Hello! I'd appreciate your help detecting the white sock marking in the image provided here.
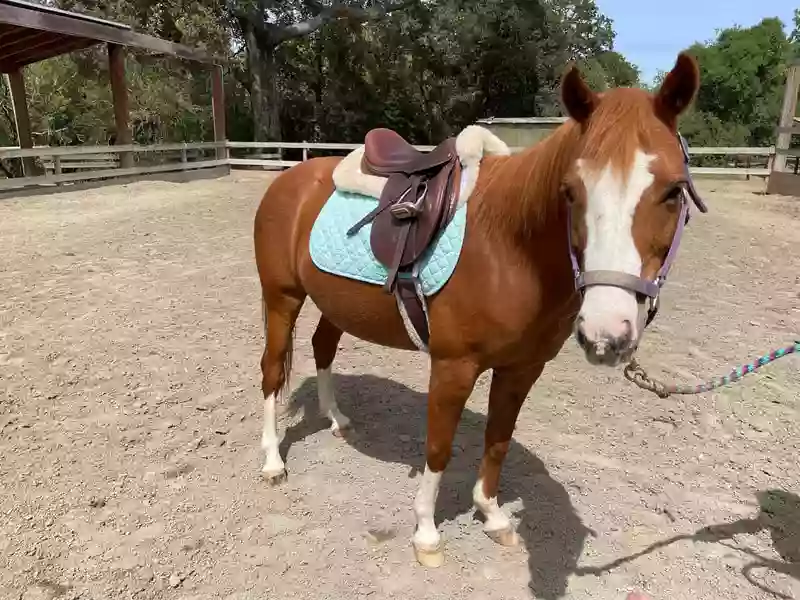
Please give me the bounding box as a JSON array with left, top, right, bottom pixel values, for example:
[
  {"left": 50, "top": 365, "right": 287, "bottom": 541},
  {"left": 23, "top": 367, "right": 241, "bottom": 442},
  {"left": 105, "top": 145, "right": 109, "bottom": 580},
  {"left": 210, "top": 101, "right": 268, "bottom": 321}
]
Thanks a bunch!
[
  {"left": 317, "top": 367, "right": 350, "bottom": 432},
  {"left": 261, "top": 391, "right": 285, "bottom": 475},
  {"left": 412, "top": 465, "right": 443, "bottom": 549},
  {"left": 473, "top": 478, "right": 511, "bottom": 532}
]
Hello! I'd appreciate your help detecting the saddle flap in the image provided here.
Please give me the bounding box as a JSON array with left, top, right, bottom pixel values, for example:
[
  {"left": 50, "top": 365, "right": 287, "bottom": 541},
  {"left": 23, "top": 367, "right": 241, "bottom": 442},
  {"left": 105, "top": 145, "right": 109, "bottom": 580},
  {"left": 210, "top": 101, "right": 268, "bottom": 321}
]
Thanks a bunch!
[{"left": 370, "top": 159, "right": 461, "bottom": 271}]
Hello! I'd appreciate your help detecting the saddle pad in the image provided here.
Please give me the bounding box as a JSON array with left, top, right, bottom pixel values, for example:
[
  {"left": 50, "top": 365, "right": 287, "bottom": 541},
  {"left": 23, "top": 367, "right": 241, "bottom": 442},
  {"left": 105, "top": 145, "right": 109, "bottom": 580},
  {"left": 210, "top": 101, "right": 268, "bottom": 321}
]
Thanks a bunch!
[{"left": 309, "top": 188, "right": 467, "bottom": 296}]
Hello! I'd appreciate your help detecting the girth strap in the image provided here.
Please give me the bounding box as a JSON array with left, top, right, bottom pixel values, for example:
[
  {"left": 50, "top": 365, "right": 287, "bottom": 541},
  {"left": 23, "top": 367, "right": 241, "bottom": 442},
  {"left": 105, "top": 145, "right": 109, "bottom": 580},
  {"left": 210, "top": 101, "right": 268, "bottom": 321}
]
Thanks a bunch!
[{"left": 395, "top": 277, "right": 429, "bottom": 347}]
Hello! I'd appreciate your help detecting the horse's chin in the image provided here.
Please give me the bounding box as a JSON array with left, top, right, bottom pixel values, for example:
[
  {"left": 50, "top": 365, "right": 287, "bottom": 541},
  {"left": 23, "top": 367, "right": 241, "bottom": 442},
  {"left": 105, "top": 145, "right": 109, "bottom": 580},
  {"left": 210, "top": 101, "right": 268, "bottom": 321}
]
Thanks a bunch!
[
  {"left": 578, "top": 337, "right": 639, "bottom": 368},
  {"left": 583, "top": 352, "right": 631, "bottom": 368}
]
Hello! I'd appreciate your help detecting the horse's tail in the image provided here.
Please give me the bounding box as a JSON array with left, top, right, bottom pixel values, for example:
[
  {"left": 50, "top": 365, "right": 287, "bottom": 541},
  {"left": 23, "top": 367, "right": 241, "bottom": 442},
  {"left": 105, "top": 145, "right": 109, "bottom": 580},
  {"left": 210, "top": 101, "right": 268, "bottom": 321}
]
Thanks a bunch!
[
  {"left": 261, "top": 294, "right": 300, "bottom": 416},
  {"left": 261, "top": 295, "right": 268, "bottom": 341}
]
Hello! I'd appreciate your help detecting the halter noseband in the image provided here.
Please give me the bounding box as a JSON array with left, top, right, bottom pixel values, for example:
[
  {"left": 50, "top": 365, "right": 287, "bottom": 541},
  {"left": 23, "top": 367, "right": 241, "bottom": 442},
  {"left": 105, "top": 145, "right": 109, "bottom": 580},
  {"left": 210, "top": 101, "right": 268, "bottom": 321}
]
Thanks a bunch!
[{"left": 567, "top": 134, "right": 708, "bottom": 327}]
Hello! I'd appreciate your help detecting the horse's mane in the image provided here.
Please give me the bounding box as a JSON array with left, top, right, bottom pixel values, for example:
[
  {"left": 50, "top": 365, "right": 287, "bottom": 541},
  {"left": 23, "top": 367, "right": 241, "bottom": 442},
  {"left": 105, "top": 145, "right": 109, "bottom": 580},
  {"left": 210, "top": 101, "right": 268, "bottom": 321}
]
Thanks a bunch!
[{"left": 472, "top": 120, "right": 581, "bottom": 238}]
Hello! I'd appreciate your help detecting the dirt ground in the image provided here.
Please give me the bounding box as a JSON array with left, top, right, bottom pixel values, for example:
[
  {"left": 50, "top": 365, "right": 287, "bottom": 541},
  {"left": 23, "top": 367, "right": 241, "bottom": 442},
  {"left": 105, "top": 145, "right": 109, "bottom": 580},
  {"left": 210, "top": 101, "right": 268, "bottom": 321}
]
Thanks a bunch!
[{"left": 0, "top": 171, "right": 798, "bottom": 600}]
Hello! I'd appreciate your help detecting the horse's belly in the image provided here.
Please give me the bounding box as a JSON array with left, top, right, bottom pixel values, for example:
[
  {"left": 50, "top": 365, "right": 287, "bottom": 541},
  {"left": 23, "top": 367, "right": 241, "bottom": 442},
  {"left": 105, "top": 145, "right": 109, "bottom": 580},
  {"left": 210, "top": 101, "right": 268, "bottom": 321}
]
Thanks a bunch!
[{"left": 298, "top": 253, "right": 419, "bottom": 351}]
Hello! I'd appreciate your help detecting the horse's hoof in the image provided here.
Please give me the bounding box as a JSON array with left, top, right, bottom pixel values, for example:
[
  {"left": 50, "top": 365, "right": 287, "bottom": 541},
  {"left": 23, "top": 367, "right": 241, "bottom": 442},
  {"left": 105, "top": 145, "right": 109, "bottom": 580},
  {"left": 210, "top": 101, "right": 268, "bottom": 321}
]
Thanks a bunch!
[
  {"left": 413, "top": 542, "right": 444, "bottom": 568},
  {"left": 331, "top": 423, "right": 352, "bottom": 438},
  {"left": 486, "top": 526, "right": 519, "bottom": 547},
  {"left": 261, "top": 468, "right": 287, "bottom": 486}
]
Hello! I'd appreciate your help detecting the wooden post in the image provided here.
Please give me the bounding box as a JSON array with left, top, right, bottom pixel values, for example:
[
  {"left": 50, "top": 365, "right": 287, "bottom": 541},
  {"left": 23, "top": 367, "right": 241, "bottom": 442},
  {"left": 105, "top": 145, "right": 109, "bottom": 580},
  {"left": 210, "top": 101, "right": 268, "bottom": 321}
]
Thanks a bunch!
[
  {"left": 211, "top": 64, "right": 226, "bottom": 159},
  {"left": 773, "top": 64, "right": 800, "bottom": 175},
  {"left": 107, "top": 43, "right": 133, "bottom": 169},
  {"left": 53, "top": 155, "right": 63, "bottom": 187},
  {"left": 5, "top": 68, "right": 38, "bottom": 176}
]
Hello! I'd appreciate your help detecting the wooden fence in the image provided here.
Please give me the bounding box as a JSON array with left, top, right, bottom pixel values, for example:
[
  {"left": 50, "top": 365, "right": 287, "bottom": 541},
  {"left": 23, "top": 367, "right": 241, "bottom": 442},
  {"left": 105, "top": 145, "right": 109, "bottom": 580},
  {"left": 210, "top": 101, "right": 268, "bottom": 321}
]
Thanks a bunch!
[
  {"left": 229, "top": 142, "right": 777, "bottom": 178},
  {"left": 0, "top": 140, "right": 778, "bottom": 193},
  {"left": 0, "top": 141, "right": 228, "bottom": 192}
]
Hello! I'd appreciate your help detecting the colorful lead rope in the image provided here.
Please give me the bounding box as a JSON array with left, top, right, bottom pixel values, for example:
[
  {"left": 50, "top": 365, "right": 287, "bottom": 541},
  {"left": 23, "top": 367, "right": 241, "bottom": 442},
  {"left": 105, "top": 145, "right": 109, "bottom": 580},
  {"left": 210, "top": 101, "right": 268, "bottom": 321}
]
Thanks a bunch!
[{"left": 624, "top": 340, "right": 800, "bottom": 398}]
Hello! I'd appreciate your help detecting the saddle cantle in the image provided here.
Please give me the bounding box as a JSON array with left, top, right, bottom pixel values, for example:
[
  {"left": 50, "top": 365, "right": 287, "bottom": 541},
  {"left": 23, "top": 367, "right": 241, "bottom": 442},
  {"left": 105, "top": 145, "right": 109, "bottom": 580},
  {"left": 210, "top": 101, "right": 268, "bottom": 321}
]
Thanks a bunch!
[{"left": 347, "top": 128, "right": 463, "bottom": 348}]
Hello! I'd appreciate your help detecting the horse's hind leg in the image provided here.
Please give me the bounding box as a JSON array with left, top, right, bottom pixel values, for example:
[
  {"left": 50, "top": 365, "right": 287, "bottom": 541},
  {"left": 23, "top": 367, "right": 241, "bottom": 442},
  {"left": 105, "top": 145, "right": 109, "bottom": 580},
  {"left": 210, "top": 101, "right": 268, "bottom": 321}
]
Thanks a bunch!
[
  {"left": 311, "top": 315, "right": 351, "bottom": 436},
  {"left": 472, "top": 363, "right": 544, "bottom": 546},
  {"left": 260, "top": 292, "right": 305, "bottom": 485}
]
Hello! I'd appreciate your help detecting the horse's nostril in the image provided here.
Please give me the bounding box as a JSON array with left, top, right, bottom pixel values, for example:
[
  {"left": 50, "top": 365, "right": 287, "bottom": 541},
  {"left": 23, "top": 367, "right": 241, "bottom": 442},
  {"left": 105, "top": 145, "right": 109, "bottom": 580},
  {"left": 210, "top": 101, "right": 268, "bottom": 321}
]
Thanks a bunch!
[{"left": 622, "top": 319, "right": 633, "bottom": 343}]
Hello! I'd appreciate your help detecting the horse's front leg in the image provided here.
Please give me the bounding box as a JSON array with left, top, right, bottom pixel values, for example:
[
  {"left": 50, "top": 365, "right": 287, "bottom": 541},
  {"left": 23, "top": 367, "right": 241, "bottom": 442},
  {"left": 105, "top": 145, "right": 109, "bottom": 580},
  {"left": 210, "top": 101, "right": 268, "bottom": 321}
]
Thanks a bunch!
[
  {"left": 412, "top": 357, "right": 480, "bottom": 568},
  {"left": 473, "top": 363, "right": 544, "bottom": 546}
]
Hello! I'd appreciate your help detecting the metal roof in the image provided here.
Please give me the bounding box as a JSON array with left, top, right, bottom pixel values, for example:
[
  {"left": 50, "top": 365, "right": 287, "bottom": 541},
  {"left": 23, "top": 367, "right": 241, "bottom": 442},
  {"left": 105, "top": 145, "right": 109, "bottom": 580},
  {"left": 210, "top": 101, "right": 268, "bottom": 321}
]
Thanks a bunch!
[
  {"left": 1, "top": 0, "right": 131, "bottom": 29},
  {"left": 0, "top": 0, "right": 218, "bottom": 71}
]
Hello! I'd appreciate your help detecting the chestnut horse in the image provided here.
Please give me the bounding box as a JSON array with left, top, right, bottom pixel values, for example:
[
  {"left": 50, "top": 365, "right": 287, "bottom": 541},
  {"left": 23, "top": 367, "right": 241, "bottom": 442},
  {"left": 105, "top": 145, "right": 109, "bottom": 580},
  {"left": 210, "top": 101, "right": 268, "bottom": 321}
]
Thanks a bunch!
[{"left": 253, "top": 52, "right": 704, "bottom": 567}]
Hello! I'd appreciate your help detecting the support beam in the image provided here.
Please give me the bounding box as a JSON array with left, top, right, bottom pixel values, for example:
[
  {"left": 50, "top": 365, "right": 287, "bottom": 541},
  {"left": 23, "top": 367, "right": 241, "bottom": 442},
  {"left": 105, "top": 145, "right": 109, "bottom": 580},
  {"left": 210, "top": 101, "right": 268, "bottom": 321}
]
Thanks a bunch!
[
  {"left": 5, "top": 67, "right": 37, "bottom": 176},
  {"left": 107, "top": 43, "right": 133, "bottom": 168},
  {"left": 211, "top": 64, "right": 227, "bottom": 159},
  {"left": 772, "top": 64, "right": 800, "bottom": 174}
]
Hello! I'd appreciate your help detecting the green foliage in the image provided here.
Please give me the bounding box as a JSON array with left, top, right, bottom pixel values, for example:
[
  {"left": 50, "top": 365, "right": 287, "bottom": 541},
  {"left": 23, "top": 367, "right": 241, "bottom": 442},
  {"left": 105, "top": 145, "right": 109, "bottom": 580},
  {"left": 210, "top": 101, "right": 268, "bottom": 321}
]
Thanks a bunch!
[
  {"left": 277, "top": 0, "right": 626, "bottom": 142},
  {"left": 681, "top": 17, "right": 791, "bottom": 148},
  {"left": 0, "top": 0, "right": 794, "bottom": 156},
  {"left": 0, "top": 0, "right": 229, "bottom": 148}
]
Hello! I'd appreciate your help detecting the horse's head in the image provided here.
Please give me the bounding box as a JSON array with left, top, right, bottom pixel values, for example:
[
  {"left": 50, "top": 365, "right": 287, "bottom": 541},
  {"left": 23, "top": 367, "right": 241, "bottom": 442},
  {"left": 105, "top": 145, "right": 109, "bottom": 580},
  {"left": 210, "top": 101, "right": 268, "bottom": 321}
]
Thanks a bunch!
[{"left": 560, "top": 52, "right": 704, "bottom": 367}]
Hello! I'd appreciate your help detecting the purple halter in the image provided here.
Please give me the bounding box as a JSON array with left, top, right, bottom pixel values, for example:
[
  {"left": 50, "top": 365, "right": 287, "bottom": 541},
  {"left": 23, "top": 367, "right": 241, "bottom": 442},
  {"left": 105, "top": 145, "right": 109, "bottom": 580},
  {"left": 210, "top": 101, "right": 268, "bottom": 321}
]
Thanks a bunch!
[{"left": 567, "top": 134, "right": 708, "bottom": 326}]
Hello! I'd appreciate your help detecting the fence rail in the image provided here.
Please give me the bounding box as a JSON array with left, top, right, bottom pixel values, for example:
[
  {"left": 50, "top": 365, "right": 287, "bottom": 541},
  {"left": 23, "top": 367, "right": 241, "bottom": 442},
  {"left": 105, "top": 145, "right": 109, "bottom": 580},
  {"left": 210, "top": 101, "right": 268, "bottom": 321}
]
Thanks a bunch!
[
  {"left": 0, "top": 140, "right": 780, "bottom": 192},
  {"left": 228, "top": 141, "right": 776, "bottom": 156},
  {"left": 226, "top": 141, "right": 777, "bottom": 179},
  {"left": 0, "top": 141, "right": 227, "bottom": 191}
]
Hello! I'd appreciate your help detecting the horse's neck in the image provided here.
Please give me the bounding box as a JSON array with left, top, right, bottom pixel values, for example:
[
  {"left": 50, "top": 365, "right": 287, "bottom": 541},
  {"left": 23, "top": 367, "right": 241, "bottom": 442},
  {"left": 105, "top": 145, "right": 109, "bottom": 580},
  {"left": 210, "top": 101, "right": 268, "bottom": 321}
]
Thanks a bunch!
[{"left": 474, "top": 123, "right": 578, "bottom": 244}]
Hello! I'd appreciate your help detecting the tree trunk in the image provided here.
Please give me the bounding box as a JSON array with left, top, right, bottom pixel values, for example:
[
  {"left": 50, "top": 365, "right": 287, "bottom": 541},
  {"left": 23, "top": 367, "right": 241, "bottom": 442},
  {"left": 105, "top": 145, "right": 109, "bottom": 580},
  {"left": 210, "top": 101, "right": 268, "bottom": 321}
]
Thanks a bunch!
[
  {"left": 311, "top": 34, "right": 324, "bottom": 142},
  {"left": 244, "top": 25, "right": 282, "bottom": 141}
]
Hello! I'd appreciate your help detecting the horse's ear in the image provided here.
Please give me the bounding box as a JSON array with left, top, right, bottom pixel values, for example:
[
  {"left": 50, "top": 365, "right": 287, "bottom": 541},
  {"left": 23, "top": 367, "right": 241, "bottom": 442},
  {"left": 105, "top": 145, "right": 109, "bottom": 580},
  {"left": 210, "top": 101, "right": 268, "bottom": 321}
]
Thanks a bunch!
[
  {"left": 655, "top": 52, "right": 700, "bottom": 127},
  {"left": 561, "top": 64, "right": 598, "bottom": 124}
]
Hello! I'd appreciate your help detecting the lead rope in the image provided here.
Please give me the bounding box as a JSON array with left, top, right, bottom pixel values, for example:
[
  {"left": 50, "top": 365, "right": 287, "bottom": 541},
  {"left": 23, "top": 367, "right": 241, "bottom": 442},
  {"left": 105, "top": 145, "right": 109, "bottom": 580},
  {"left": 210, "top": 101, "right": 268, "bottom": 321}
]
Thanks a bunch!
[{"left": 624, "top": 340, "right": 800, "bottom": 398}]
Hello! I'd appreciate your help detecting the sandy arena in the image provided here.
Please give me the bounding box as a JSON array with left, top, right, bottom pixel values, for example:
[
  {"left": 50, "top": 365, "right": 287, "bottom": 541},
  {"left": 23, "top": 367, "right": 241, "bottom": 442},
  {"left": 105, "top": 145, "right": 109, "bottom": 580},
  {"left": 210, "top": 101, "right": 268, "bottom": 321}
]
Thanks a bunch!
[{"left": 0, "top": 171, "right": 798, "bottom": 600}]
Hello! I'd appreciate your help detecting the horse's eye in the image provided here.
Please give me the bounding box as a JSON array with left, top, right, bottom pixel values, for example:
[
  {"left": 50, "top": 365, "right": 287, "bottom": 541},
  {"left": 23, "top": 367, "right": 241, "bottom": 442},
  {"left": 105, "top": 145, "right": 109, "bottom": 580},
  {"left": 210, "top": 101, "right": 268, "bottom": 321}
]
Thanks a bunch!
[
  {"left": 561, "top": 184, "right": 576, "bottom": 205},
  {"left": 662, "top": 186, "right": 683, "bottom": 204}
]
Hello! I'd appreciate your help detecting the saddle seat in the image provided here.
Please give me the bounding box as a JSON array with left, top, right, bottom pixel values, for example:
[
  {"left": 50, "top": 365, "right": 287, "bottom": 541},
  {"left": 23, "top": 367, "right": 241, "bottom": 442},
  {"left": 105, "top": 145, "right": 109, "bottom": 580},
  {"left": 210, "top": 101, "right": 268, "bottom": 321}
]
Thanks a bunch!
[
  {"left": 363, "top": 128, "right": 455, "bottom": 174},
  {"left": 347, "top": 127, "right": 464, "bottom": 348}
]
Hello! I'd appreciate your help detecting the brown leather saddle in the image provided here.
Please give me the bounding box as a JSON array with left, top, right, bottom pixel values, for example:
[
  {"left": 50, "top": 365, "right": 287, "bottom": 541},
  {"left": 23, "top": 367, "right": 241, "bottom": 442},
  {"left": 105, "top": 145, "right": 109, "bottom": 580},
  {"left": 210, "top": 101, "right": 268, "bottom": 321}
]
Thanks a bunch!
[{"left": 346, "top": 128, "right": 462, "bottom": 347}]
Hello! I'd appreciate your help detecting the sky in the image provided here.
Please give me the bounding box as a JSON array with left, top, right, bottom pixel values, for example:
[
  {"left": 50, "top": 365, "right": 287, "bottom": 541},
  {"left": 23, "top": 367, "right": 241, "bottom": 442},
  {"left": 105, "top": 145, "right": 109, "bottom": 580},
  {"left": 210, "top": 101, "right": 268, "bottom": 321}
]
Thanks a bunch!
[{"left": 594, "top": 0, "right": 796, "bottom": 83}]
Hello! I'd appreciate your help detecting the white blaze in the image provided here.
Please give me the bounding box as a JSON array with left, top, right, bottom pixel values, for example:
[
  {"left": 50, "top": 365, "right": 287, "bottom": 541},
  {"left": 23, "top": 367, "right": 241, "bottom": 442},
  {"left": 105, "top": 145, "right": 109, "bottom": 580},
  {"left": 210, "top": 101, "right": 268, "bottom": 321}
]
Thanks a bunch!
[{"left": 577, "top": 149, "right": 655, "bottom": 342}]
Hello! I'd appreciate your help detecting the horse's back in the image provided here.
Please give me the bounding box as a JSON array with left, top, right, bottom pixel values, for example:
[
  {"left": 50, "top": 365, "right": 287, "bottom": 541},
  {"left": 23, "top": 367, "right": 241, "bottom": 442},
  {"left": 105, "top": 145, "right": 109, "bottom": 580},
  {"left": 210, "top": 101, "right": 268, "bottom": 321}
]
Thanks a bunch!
[{"left": 256, "top": 156, "right": 341, "bottom": 226}]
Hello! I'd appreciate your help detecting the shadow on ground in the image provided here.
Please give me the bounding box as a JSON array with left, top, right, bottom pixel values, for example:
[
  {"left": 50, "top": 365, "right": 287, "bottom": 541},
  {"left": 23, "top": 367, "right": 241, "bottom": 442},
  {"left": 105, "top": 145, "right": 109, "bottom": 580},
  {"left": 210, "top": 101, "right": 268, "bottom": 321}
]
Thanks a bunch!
[
  {"left": 279, "top": 373, "right": 591, "bottom": 600},
  {"left": 575, "top": 489, "right": 800, "bottom": 599}
]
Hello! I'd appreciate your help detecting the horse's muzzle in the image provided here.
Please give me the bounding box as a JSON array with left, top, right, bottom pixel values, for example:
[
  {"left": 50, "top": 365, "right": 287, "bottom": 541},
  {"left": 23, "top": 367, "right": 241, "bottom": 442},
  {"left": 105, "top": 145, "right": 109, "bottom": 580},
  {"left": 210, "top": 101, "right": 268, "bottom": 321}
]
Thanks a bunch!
[{"left": 575, "top": 317, "right": 636, "bottom": 367}]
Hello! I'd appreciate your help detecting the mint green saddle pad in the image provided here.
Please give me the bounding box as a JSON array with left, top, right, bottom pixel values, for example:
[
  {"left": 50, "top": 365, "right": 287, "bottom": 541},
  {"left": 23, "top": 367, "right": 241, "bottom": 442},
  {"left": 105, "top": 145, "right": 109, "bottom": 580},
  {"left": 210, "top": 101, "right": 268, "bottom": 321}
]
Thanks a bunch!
[{"left": 309, "top": 188, "right": 467, "bottom": 295}]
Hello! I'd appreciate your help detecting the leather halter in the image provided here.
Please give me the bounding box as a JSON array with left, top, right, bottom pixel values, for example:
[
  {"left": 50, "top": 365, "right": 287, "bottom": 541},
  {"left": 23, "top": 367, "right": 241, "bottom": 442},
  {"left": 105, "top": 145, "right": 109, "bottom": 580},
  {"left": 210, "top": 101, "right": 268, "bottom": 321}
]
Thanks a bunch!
[{"left": 567, "top": 134, "right": 708, "bottom": 327}]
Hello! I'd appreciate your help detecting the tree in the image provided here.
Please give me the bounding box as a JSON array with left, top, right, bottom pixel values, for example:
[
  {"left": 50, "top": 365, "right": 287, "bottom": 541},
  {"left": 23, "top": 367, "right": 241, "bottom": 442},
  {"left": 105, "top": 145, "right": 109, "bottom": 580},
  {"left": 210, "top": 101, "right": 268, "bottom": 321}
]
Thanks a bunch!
[
  {"left": 4, "top": 0, "right": 638, "bottom": 149},
  {"left": 685, "top": 17, "right": 791, "bottom": 147},
  {"left": 227, "top": 0, "right": 416, "bottom": 141},
  {"left": 595, "top": 51, "right": 640, "bottom": 87},
  {"left": 789, "top": 8, "right": 800, "bottom": 55}
]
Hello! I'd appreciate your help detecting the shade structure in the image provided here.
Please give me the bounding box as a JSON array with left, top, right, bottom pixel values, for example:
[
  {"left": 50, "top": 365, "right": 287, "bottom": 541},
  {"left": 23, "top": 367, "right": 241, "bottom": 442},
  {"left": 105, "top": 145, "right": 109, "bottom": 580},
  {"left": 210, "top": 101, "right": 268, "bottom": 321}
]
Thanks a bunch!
[{"left": 0, "top": 0, "right": 225, "bottom": 175}]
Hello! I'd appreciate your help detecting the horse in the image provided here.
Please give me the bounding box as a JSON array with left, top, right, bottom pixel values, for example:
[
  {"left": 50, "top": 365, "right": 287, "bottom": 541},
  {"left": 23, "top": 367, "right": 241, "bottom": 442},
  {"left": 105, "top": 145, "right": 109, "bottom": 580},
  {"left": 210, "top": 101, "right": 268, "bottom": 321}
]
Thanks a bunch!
[{"left": 252, "top": 51, "right": 705, "bottom": 567}]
